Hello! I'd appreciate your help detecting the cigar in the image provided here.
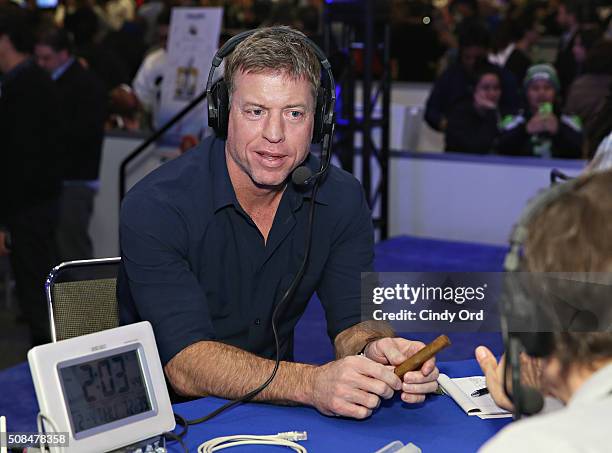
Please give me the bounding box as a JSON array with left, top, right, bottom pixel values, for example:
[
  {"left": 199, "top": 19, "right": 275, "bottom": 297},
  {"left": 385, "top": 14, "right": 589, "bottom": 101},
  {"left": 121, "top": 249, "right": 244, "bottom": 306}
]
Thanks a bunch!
[{"left": 394, "top": 335, "right": 451, "bottom": 377}]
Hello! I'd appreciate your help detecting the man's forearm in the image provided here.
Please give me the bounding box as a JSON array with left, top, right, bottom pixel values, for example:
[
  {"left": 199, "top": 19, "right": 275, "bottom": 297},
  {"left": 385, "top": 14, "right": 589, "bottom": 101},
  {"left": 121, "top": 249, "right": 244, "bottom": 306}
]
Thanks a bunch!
[
  {"left": 165, "top": 341, "right": 316, "bottom": 405},
  {"left": 334, "top": 320, "right": 395, "bottom": 358}
]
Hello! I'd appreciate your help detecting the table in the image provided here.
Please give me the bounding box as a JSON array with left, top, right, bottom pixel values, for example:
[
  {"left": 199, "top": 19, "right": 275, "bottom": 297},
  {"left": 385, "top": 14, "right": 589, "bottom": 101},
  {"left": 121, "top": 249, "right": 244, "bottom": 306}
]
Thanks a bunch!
[{"left": 171, "top": 359, "right": 511, "bottom": 452}]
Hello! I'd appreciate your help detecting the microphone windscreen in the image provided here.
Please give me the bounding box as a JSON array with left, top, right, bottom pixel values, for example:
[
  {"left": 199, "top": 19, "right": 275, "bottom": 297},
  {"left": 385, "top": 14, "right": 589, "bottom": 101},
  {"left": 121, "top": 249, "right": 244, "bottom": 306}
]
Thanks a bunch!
[
  {"left": 292, "top": 166, "right": 312, "bottom": 186},
  {"left": 519, "top": 386, "right": 544, "bottom": 415}
]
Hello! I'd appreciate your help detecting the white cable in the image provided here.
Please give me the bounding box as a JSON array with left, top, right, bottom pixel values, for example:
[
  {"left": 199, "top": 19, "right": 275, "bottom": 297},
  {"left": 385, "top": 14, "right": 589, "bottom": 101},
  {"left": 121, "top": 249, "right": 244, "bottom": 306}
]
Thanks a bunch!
[
  {"left": 197, "top": 432, "right": 308, "bottom": 453},
  {"left": 36, "top": 412, "right": 63, "bottom": 453}
]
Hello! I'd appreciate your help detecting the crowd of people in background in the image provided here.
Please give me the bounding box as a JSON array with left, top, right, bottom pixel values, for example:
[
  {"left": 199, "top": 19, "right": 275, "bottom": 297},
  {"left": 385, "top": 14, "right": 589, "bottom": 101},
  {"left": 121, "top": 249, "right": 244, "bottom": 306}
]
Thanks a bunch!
[
  {"left": 421, "top": 0, "right": 612, "bottom": 159},
  {"left": 1, "top": 0, "right": 612, "bottom": 343},
  {"left": 2, "top": 0, "right": 611, "bottom": 158}
]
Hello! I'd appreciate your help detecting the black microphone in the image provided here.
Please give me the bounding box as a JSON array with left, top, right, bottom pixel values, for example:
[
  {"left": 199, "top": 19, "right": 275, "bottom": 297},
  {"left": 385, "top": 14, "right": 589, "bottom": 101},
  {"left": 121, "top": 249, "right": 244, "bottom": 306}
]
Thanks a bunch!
[
  {"left": 518, "top": 385, "right": 545, "bottom": 415},
  {"left": 291, "top": 166, "right": 312, "bottom": 186}
]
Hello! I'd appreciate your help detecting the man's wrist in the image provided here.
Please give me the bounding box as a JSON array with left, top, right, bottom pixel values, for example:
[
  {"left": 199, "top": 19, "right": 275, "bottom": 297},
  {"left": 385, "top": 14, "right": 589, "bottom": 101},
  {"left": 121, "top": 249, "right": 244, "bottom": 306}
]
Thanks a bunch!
[{"left": 300, "top": 364, "right": 320, "bottom": 407}]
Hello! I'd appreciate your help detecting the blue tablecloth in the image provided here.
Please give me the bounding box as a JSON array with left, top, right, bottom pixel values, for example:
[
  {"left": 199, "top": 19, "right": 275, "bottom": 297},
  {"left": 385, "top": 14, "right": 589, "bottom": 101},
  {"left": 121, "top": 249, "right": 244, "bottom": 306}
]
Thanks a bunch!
[
  {"left": 0, "top": 359, "right": 510, "bottom": 452},
  {"left": 171, "top": 359, "right": 511, "bottom": 453},
  {"left": 0, "top": 236, "right": 511, "bottom": 450}
]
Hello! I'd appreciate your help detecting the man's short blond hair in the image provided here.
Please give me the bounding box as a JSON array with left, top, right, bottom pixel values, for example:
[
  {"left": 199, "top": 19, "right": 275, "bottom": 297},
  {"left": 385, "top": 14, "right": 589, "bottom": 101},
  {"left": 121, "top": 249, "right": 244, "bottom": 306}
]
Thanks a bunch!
[{"left": 224, "top": 26, "right": 321, "bottom": 103}]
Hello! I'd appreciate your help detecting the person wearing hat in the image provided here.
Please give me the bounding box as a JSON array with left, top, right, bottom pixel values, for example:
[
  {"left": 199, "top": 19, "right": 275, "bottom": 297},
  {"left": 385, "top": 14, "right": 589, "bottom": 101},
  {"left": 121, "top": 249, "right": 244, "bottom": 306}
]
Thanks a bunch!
[{"left": 497, "top": 63, "right": 582, "bottom": 158}]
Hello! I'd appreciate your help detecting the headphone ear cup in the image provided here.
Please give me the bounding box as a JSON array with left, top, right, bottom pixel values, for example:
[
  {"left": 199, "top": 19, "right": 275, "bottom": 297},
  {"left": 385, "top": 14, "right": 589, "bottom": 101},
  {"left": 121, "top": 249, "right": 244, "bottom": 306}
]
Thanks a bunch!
[
  {"left": 312, "top": 86, "right": 327, "bottom": 144},
  {"left": 208, "top": 80, "right": 230, "bottom": 138},
  {"left": 517, "top": 332, "right": 555, "bottom": 358}
]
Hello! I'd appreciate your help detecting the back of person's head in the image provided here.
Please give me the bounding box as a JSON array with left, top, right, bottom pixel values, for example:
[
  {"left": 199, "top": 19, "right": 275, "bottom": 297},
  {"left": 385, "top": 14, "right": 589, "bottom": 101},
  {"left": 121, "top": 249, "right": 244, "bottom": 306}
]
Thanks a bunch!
[
  {"left": 0, "top": 4, "right": 36, "bottom": 54},
  {"left": 36, "top": 26, "right": 74, "bottom": 54},
  {"left": 524, "top": 172, "right": 612, "bottom": 273},
  {"left": 523, "top": 170, "right": 612, "bottom": 374},
  {"left": 224, "top": 26, "right": 321, "bottom": 102}
]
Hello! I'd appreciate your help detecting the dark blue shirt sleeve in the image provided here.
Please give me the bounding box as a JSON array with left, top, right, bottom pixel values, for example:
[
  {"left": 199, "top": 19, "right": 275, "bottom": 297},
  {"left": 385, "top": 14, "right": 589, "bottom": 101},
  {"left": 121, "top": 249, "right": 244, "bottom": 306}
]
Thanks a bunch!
[
  {"left": 120, "top": 193, "right": 216, "bottom": 366},
  {"left": 316, "top": 180, "right": 374, "bottom": 343}
]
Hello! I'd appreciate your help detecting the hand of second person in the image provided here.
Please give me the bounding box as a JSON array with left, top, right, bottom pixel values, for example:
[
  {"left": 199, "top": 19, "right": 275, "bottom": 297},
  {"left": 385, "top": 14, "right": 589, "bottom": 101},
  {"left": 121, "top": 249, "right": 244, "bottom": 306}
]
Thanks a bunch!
[
  {"left": 526, "top": 115, "right": 546, "bottom": 134},
  {"left": 543, "top": 115, "right": 559, "bottom": 135},
  {"left": 366, "top": 338, "right": 440, "bottom": 404},
  {"left": 474, "top": 91, "right": 497, "bottom": 110},
  {"left": 475, "top": 346, "right": 514, "bottom": 411},
  {"left": 475, "top": 345, "right": 545, "bottom": 412},
  {"left": 310, "top": 355, "right": 402, "bottom": 419}
]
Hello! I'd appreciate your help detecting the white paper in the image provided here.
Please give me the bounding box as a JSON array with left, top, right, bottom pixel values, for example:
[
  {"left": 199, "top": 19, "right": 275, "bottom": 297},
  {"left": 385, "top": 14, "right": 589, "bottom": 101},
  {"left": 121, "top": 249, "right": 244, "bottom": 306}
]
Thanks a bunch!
[{"left": 438, "top": 373, "right": 512, "bottom": 418}]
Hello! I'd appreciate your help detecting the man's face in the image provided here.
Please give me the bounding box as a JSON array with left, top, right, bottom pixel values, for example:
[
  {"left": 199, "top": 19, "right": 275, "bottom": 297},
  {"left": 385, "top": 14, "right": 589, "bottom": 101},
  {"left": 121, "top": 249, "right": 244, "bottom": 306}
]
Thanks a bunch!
[
  {"left": 35, "top": 44, "right": 69, "bottom": 74},
  {"left": 527, "top": 79, "right": 556, "bottom": 111},
  {"left": 461, "top": 46, "right": 487, "bottom": 74},
  {"left": 225, "top": 70, "right": 315, "bottom": 189}
]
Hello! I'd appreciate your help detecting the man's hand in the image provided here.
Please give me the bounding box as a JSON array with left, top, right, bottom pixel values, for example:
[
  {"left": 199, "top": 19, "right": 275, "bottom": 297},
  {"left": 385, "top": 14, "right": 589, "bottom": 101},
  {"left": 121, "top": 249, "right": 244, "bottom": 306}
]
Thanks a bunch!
[
  {"left": 366, "top": 338, "right": 439, "bottom": 404},
  {"left": 0, "top": 231, "right": 10, "bottom": 256},
  {"left": 310, "top": 355, "right": 402, "bottom": 419}
]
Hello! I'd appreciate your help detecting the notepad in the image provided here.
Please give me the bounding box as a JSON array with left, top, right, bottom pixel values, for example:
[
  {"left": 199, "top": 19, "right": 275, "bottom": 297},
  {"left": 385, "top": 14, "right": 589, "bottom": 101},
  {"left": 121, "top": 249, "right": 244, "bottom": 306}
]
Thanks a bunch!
[{"left": 437, "top": 374, "right": 512, "bottom": 419}]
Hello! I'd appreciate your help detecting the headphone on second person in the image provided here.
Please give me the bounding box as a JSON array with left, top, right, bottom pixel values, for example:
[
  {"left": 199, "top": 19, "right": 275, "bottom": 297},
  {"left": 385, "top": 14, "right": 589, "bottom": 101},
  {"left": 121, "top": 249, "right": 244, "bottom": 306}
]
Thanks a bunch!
[
  {"left": 502, "top": 177, "right": 581, "bottom": 418},
  {"left": 205, "top": 28, "right": 336, "bottom": 185}
]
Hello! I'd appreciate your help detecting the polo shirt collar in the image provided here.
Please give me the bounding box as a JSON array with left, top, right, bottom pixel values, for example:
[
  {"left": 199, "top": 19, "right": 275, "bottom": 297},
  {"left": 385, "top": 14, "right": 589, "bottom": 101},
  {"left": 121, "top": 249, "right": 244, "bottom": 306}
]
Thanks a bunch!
[
  {"left": 210, "top": 139, "right": 332, "bottom": 212},
  {"left": 210, "top": 137, "right": 238, "bottom": 212}
]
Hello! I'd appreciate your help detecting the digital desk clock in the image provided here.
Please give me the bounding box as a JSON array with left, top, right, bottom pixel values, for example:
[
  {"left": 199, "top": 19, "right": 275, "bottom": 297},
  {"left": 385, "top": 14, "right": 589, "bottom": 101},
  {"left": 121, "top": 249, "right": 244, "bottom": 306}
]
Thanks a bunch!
[{"left": 28, "top": 321, "right": 175, "bottom": 452}]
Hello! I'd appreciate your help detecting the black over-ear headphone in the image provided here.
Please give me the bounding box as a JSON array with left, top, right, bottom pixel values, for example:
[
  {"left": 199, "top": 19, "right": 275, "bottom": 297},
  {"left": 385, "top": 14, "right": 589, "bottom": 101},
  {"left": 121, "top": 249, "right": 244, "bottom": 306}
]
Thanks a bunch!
[
  {"left": 206, "top": 28, "right": 336, "bottom": 185},
  {"left": 501, "top": 177, "right": 582, "bottom": 418}
]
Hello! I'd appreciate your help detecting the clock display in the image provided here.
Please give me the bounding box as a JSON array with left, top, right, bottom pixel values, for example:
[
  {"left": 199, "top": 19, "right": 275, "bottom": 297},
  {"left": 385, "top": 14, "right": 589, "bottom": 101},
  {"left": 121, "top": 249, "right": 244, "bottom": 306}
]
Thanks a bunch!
[{"left": 59, "top": 349, "right": 152, "bottom": 434}]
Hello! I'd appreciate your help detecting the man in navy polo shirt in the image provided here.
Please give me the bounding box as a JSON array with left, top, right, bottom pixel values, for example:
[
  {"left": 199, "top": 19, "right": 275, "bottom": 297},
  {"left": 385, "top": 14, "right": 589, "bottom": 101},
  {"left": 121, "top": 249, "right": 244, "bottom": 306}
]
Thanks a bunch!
[{"left": 118, "top": 27, "right": 439, "bottom": 419}]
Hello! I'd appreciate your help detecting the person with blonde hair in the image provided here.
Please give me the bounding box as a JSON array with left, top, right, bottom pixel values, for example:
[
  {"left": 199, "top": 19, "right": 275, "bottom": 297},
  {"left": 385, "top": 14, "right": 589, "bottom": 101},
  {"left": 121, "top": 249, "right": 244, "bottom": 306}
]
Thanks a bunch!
[
  {"left": 118, "top": 27, "right": 440, "bottom": 419},
  {"left": 477, "top": 169, "right": 612, "bottom": 451}
]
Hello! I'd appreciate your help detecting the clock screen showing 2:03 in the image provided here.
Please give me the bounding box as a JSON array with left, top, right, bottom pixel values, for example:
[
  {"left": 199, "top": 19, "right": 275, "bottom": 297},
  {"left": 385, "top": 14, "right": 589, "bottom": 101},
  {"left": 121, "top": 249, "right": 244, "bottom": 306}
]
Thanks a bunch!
[{"left": 59, "top": 349, "right": 152, "bottom": 433}]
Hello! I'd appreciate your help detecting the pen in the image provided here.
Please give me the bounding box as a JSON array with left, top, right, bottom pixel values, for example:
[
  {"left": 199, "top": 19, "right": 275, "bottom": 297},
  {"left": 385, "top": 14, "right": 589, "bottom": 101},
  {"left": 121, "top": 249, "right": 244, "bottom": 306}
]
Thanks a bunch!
[{"left": 471, "top": 387, "right": 489, "bottom": 397}]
